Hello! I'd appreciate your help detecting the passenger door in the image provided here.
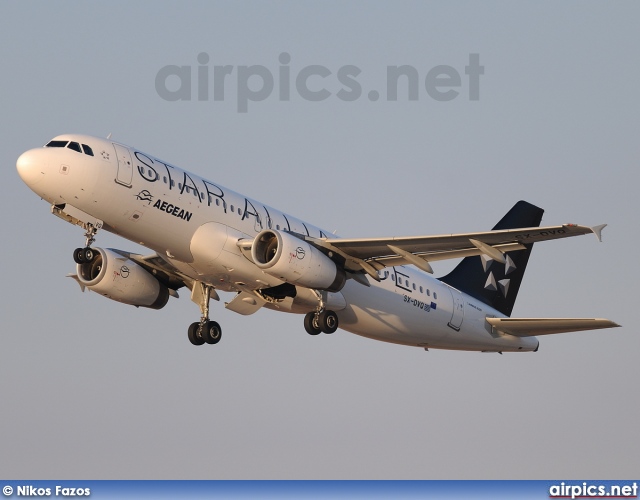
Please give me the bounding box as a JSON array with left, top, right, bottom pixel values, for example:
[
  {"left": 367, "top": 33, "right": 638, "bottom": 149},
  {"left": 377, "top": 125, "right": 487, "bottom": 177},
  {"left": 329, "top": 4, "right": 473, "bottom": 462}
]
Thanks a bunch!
[{"left": 113, "top": 143, "right": 133, "bottom": 187}]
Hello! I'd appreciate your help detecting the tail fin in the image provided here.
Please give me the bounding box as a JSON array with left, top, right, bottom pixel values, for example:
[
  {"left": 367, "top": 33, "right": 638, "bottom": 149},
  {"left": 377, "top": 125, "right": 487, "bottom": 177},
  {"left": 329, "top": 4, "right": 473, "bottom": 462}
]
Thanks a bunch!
[{"left": 439, "top": 201, "right": 544, "bottom": 317}]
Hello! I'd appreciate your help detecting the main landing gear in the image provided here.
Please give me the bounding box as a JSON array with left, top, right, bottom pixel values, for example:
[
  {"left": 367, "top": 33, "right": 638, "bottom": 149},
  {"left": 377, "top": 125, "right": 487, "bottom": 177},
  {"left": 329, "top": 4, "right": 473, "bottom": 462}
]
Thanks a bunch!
[
  {"left": 188, "top": 320, "right": 221, "bottom": 346},
  {"left": 188, "top": 282, "right": 222, "bottom": 346},
  {"left": 304, "top": 310, "right": 339, "bottom": 335},
  {"left": 72, "top": 224, "right": 99, "bottom": 264},
  {"left": 303, "top": 290, "right": 339, "bottom": 335}
]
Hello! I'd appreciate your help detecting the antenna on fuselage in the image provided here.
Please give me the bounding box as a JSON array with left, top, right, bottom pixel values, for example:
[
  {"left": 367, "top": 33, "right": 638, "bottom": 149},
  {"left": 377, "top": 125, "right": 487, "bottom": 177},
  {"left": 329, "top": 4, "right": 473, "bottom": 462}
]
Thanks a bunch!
[{"left": 106, "top": 133, "right": 112, "bottom": 140}]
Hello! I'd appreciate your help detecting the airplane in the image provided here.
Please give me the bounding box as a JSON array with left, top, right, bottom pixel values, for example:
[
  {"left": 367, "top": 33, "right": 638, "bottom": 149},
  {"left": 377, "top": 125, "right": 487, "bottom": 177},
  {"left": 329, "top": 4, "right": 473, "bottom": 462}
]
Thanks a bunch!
[{"left": 16, "top": 134, "right": 619, "bottom": 352}]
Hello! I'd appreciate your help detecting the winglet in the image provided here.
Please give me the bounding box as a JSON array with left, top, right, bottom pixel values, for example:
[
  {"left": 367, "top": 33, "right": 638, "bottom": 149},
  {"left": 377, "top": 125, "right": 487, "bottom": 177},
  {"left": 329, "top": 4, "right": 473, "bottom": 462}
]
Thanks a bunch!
[{"left": 591, "top": 224, "right": 607, "bottom": 242}]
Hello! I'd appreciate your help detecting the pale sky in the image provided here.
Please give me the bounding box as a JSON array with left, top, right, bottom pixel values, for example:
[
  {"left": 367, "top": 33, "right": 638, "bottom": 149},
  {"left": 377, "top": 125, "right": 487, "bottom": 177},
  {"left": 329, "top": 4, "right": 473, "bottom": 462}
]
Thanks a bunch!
[{"left": 1, "top": 1, "right": 638, "bottom": 479}]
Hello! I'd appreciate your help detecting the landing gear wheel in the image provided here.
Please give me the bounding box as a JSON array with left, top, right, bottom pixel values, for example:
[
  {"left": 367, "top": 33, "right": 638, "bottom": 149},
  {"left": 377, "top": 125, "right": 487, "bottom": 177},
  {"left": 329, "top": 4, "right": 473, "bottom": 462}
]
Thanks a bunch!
[
  {"left": 82, "top": 247, "right": 95, "bottom": 262},
  {"left": 319, "top": 310, "right": 339, "bottom": 334},
  {"left": 304, "top": 312, "right": 322, "bottom": 335},
  {"left": 188, "top": 322, "right": 205, "bottom": 346},
  {"left": 73, "top": 248, "right": 86, "bottom": 264},
  {"left": 202, "top": 321, "right": 222, "bottom": 345},
  {"left": 73, "top": 247, "right": 96, "bottom": 264}
]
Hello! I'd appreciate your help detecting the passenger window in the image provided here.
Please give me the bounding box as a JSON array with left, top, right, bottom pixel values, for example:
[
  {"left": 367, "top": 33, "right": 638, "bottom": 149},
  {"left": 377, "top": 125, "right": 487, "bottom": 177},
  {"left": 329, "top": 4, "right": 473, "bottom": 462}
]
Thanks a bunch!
[
  {"left": 215, "top": 199, "right": 220, "bottom": 206},
  {"left": 412, "top": 283, "right": 416, "bottom": 290},
  {"left": 178, "top": 183, "right": 183, "bottom": 190},
  {"left": 163, "top": 176, "right": 167, "bottom": 184},
  {"left": 405, "top": 280, "right": 409, "bottom": 287},
  {"left": 81, "top": 144, "right": 94, "bottom": 156},
  {"left": 419, "top": 286, "right": 423, "bottom": 293},
  {"left": 276, "top": 225, "right": 280, "bottom": 230},
  {"left": 426, "top": 289, "right": 430, "bottom": 296},
  {"left": 230, "top": 205, "right": 235, "bottom": 212},
  {"left": 170, "top": 180, "right": 175, "bottom": 187},
  {"left": 67, "top": 142, "right": 81, "bottom": 153},
  {"left": 238, "top": 208, "right": 242, "bottom": 215},
  {"left": 45, "top": 140, "right": 68, "bottom": 148},
  {"left": 391, "top": 274, "right": 395, "bottom": 281},
  {"left": 434, "top": 292, "right": 438, "bottom": 299}
]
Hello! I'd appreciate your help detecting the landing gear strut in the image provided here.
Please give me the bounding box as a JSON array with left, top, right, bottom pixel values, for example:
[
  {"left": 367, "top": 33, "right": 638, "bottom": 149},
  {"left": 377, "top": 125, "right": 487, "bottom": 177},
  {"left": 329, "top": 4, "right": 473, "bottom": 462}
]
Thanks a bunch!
[
  {"left": 304, "top": 290, "right": 339, "bottom": 335},
  {"left": 188, "top": 282, "right": 222, "bottom": 346},
  {"left": 73, "top": 224, "right": 99, "bottom": 264}
]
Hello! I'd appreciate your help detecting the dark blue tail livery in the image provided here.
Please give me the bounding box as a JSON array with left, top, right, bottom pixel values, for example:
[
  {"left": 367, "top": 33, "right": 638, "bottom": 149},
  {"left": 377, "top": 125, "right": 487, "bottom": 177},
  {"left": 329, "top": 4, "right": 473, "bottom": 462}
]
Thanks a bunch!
[{"left": 439, "top": 201, "right": 544, "bottom": 317}]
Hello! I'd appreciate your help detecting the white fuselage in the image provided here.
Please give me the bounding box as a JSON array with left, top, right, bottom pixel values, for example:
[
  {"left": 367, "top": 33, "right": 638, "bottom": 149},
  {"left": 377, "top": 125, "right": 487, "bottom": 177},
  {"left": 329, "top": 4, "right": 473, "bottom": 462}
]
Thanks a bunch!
[{"left": 17, "top": 134, "right": 538, "bottom": 352}]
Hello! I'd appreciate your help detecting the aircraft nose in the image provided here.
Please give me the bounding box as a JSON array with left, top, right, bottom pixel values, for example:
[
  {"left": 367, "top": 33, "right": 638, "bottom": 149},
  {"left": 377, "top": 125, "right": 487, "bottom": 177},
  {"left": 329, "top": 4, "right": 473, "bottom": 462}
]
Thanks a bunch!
[{"left": 16, "top": 149, "right": 45, "bottom": 188}]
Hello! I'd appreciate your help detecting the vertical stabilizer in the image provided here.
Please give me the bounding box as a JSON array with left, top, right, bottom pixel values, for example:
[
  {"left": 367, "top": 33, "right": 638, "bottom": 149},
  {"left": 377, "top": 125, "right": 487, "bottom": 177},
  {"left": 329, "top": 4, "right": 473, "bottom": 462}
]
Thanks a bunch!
[{"left": 439, "top": 201, "right": 544, "bottom": 317}]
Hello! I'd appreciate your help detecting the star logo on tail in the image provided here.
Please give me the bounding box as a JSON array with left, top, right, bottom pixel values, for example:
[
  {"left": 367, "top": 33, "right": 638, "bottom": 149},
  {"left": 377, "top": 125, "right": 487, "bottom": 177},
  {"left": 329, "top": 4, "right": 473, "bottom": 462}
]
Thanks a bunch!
[{"left": 482, "top": 254, "right": 517, "bottom": 297}]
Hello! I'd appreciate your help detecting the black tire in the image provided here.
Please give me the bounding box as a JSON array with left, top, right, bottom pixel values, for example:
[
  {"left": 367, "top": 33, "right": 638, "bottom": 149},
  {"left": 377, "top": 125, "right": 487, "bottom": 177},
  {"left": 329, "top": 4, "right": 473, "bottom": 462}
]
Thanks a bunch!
[
  {"left": 304, "top": 312, "right": 322, "bottom": 335},
  {"left": 73, "top": 248, "right": 86, "bottom": 264},
  {"left": 319, "top": 310, "right": 339, "bottom": 334},
  {"left": 188, "top": 322, "right": 205, "bottom": 346},
  {"left": 202, "top": 321, "right": 222, "bottom": 345},
  {"left": 82, "top": 247, "right": 95, "bottom": 262}
]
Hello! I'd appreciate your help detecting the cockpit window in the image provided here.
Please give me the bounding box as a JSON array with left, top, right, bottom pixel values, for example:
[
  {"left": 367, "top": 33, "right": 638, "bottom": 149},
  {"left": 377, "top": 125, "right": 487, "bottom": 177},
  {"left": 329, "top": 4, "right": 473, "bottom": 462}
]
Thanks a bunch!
[
  {"left": 45, "top": 139, "right": 95, "bottom": 156},
  {"left": 45, "top": 140, "right": 69, "bottom": 148}
]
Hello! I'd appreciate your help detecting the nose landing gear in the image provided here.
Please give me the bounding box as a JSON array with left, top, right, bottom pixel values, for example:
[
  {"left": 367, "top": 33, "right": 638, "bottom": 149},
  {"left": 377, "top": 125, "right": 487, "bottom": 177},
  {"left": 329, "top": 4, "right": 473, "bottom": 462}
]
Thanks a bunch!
[{"left": 72, "top": 224, "right": 99, "bottom": 264}]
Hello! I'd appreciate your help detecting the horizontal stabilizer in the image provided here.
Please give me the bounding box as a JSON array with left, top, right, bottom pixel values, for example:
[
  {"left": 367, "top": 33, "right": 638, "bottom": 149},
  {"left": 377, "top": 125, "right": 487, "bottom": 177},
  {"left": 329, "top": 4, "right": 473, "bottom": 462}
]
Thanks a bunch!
[{"left": 486, "top": 317, "right": 620, "bottom": 337}]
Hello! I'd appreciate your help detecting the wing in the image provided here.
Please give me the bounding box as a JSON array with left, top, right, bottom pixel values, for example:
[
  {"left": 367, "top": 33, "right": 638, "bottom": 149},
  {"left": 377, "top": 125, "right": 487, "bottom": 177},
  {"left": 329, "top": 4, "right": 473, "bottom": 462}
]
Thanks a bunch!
[
  {"left": 307, "top": 223, "right": 606, "bottom": 280},
  {"left": 486, "top": 317, "right": 621, "bottom": 337},
  {"left": 125, "top": 251, "right": 232, "bottom": 302},
  {"left": 124, "top": 252, "right": 190, "bottom": 291}
]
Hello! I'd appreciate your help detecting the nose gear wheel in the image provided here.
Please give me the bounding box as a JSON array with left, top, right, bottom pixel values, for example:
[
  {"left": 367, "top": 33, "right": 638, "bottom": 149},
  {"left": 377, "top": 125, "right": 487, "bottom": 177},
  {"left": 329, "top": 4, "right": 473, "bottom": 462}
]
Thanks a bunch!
[{"left": 72, "top": 224, "right": 100, "bottom": 264}]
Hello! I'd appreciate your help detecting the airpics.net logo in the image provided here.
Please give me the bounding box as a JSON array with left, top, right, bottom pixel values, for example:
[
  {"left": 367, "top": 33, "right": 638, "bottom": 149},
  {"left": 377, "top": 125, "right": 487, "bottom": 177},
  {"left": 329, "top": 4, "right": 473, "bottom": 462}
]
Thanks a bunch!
[
  {"left": 155, "top": 52, "right": 484, "bottom": 112},
  {"left": 549, "top": 482, "right": 638, "bottom": 499}
]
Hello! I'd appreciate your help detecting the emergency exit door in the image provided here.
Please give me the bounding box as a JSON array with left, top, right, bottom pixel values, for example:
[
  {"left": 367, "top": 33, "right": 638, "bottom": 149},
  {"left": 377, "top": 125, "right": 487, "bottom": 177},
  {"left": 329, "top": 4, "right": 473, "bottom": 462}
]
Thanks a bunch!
[{"left": 448, "top": 288, "right": 464, "bottom": 331}]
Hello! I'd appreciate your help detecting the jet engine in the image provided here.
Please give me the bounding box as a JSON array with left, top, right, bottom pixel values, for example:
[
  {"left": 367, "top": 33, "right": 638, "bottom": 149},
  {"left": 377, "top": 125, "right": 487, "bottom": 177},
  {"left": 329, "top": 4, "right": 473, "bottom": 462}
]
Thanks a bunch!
[
  {"left": 251, "top": 230, "right": 346, "bottom": 292},
  {"left": 75, "top": 248, "right": 170, "bottom": 309}
]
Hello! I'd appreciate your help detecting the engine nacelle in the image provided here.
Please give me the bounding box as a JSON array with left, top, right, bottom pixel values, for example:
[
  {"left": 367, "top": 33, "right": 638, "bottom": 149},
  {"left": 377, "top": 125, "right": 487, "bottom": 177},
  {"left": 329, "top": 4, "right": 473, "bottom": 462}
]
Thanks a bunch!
[
  {"left": 76, "top": 248, "right": 170, "bottom": 309},
  {"left": 251, "top": 230, "right": 346, "bottom": 292}
]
